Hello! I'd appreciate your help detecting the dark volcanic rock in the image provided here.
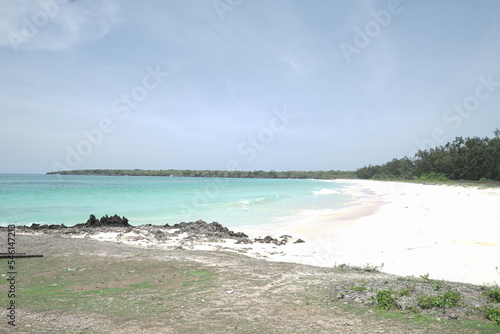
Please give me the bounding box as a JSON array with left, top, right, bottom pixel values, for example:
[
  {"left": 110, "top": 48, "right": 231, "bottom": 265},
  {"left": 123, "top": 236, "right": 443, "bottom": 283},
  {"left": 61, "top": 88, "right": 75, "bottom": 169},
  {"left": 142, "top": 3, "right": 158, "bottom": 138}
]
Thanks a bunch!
[
  {"left": 75, "top": 214, "right": 131, "bottom": 228},
  {"left": 172, "top": 220, "right": 248, "bottom": 239},
  {"left": 29, "top": 223, "right": 67, "bottom": 230},
  {"left": 235, "top": 238, "right": 254, "bottom": 244},
  {"left": 85, "top": 214, "right": 100, "bottom": 227},
  {"left": 254, "top": 236, "right": 280, "bottom": 245}
]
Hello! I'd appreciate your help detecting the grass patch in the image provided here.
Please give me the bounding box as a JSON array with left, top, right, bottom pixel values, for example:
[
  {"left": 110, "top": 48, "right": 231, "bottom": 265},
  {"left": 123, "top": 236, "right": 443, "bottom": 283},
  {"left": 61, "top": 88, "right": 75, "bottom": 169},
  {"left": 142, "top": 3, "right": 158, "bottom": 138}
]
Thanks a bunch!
[{"left": 0, "top": 255, "right": 220, "bottom": 321}]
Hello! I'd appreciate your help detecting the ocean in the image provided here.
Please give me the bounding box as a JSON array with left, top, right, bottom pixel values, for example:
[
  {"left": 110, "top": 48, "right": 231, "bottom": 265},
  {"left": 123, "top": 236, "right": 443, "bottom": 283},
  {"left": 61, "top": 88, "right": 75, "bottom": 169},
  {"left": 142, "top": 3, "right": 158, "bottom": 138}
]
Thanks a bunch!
[{"left": 0, "top": 174, "right": 354, "bottom": 228}]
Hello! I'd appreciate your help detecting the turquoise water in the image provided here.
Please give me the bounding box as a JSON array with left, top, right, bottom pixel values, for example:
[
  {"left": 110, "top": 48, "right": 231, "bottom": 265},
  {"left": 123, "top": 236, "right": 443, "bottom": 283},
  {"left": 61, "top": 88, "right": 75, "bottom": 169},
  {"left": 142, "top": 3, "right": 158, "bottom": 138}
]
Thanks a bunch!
[{"left": 0, "top": 174, "right": 353, "bottom": 227}]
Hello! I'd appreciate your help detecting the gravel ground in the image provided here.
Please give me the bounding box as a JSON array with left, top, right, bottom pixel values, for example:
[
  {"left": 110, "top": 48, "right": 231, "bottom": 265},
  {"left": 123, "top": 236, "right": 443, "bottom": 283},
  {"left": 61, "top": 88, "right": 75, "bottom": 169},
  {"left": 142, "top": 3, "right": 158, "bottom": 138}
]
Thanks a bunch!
[{"left": 1, "top": 228, "right": 499, "bottom": 333}]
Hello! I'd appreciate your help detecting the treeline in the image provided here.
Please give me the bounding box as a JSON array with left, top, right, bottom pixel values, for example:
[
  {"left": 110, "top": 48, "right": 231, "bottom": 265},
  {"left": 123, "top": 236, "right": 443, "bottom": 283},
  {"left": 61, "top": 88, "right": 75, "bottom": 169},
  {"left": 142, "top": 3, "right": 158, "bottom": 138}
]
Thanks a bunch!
[
  {"left": 47, "top": 169, "right": 357, "bottom": 180},
  {"left": 357, "top": 130, "right": 500, "bottom": 181}
]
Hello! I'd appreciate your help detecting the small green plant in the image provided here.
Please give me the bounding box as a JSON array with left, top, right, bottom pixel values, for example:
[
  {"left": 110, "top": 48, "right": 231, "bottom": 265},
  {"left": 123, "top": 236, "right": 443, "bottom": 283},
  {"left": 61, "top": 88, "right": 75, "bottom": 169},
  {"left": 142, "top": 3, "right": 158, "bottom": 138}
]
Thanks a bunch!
[
  {"left": 419, "top": 273, "right": 441, "bottom": 290},
  {"left": 374, "top": 289, "right": 398, "bottom": 310},
  {"left": 398, "top": 288, "right": 411, "bottom": 297},
  {"left": 350, "top": 284, "right": 367, "bottom": 292},
  {"left": 483, "top": 287, "right": 500, "bottom": 303},
  {"left": 362, "top": 263, "right": 384, "bottom": 272},
  {"left": 335, "top": 263, "right": 349, "bottom": 269},
  {"left": 420, "top": 273, "right": 430, "bottom": 280},
  {"left": 417, "top": 290, "right": 462, "bottom": 309},
  {"left": 483, "top": 306, "right": 500, "bottom": 325},
  {"left": 432, "top": 281, "right": 441, "bottom": 291}
]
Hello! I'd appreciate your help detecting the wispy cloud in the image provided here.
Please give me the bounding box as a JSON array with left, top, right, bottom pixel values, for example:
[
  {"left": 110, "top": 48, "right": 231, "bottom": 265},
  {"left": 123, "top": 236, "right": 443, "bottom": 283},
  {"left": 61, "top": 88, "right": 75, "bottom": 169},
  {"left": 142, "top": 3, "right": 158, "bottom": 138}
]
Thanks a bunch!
[{"left": 0, "top": 0, "right": 121, "bottom": 51}]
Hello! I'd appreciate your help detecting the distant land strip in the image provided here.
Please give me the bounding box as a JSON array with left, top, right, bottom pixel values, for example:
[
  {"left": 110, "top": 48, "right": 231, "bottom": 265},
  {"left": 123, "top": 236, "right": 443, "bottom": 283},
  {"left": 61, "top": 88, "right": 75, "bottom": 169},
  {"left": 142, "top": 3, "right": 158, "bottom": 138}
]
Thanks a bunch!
[{"left": 46, "top": 169, "right": 357, "bottom": 179}]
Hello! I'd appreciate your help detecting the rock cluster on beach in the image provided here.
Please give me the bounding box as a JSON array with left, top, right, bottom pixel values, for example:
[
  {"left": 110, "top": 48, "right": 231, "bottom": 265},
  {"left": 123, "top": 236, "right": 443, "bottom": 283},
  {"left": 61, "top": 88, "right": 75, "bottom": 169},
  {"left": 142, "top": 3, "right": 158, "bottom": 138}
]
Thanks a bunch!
[
  {"left": 75, "top": 214, "right": 131, "bottom": 228},
  {"left": 8, "top": 215, "right": 304, "bottom": 247},
  {"left": 170, "top": 220, "right": 248, "bottom": 239}
]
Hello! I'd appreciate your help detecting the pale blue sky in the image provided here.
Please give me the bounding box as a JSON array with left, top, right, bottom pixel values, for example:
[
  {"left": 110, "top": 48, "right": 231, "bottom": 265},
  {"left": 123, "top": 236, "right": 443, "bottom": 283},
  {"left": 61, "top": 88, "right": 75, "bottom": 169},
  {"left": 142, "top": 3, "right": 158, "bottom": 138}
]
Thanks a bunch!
[{"left": 1, "top": 0, "right": 500, "bottom": 173}]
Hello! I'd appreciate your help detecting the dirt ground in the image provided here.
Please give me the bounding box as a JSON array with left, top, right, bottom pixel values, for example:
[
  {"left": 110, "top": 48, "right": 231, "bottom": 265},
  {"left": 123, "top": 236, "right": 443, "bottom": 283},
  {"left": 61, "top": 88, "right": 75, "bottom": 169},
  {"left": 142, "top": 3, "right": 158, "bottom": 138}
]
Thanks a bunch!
[{"left": 1, "top": 233, "right": 499, "bottom": 334}]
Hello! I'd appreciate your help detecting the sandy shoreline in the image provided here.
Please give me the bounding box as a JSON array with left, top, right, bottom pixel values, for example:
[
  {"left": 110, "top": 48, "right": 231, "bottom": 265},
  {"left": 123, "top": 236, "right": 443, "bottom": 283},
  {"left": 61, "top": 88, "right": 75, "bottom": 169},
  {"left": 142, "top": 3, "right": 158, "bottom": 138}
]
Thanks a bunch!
[
  {"left": 18, "top": 179, "right": 500, "bottom": 286},
  {"left": 274, "top": 179, "right": 500, "bottom": 286}
]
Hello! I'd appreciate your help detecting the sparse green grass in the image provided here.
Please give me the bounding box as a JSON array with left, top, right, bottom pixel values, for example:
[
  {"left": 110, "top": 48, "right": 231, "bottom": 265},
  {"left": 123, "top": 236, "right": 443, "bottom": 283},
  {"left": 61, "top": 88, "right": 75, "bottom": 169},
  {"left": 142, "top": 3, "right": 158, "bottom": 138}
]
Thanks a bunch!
[
  {"left": 350, "top": 284, "right": 367, "bottom": 292},
  {"left": 333, "top": 263, "right": 384, "bottom": 272},
  {"left": 2, "top": 246, "right": 499, "bottom": 333},
  {"left": 339, "top": 302, "right": 500, "bottom": 334},
  {"left": 0, "top": 255, "right": 220, "bottom": 321}
]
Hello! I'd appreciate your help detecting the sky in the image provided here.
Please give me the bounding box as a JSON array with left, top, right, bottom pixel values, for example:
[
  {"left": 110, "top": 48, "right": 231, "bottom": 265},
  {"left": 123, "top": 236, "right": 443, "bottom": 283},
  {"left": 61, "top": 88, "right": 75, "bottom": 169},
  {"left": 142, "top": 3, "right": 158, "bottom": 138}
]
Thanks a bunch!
[{"left": 1, "top": 0, "right": 500, "bottom": 174}]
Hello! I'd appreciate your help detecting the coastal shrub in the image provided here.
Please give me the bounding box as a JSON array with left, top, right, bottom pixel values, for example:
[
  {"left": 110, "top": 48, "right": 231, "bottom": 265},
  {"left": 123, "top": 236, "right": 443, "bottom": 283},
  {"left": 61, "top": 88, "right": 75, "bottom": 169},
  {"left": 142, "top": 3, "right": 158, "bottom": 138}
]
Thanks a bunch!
[
  {"left": 417, "top": 290, "right": 462, "bottom": 309},
  {"left": 374, "top": 289, "right": 398, "bottom": 310},
  {"left": 483, "top": 307, "right": 500, "bottom": 325},
  {"left": 483, "top": 287, "right": 500, "bottom": 303},
  {"left": 371, "top": 173, "right": 393, "bottom": 180},
  {"left": 417, "top": 295, "right": 439, "bottom": 309},
  {"left": 419, "top": 172, "right": 448, "bottom": 181}
]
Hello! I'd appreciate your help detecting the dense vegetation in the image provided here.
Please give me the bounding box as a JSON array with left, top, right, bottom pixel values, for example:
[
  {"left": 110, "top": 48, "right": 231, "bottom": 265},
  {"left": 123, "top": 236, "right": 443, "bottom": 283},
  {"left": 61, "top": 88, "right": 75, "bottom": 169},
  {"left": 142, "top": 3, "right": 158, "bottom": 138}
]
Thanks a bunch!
[
  {"left": 356, "top": 130, "right": 500, "bottom": 181},
  {"left": 48, "top": 130, "right": 500, "bottom": 182},
  {"left": 47, "top": 169, "right": 357, "bottom": 179}
]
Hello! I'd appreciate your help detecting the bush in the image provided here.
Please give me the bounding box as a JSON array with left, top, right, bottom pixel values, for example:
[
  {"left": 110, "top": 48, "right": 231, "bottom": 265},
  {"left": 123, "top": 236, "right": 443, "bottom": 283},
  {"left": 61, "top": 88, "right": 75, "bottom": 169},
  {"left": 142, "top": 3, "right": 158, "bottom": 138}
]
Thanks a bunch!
[
  {"left": 417, "top": 290, "right": 462, "bottom": 309},
  {"left": 484, "top": 307, "right": 500, "bottom": 325},
  {"left": 483, "top": 287, "right": 500, "bottom": 303},
  {"left": 419, "top": 172, "right": 448, "bottom": 181},
  {"left": 374, "top": 289, "right": 398, "bottom": 310},
  {"left": 371, "top": 174, "right": 393, "bottom": 180}
]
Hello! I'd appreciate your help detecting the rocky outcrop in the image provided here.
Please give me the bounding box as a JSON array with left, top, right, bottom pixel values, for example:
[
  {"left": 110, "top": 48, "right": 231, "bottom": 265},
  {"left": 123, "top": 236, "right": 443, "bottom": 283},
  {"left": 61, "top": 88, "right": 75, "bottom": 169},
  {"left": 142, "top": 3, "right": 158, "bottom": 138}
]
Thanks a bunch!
[
  {"left": 172, "top": 220, "right": 248, "bottom": 239},
  {"left": 29, "top": 223, "right": 67, "bottom": 229},
  {"left": 75, "top": 214, "right": 131, "bottom": 228},
  {"left": 253, "top": 235, "right": 300, "bottom": 245},
  {"left": 8, "top": 216, "right": 303, "bottom": 246}
]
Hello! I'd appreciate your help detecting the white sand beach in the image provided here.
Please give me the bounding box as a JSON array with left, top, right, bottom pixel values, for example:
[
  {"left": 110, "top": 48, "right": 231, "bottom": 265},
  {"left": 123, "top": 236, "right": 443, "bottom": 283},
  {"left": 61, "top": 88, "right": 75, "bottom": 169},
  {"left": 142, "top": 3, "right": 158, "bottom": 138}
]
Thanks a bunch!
[
  {"left": 255, "top": 180, "right": 500, "bottom": 286},
  {"left": 79, "top": 180, "right": 500, "bottom": 286}
]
